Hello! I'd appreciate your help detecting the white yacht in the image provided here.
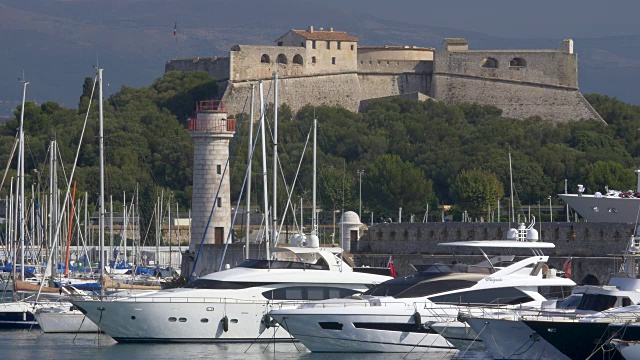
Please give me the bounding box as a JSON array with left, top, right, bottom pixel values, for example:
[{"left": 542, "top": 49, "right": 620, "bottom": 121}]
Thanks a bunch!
[
  {"left": 269, "top": 236, "right": 575, "bottom": 353},
  {"left": 460, "top": 228, "right": 640, "bottom": 360},
  {"left": 71, "top": 245, "right": 391, "bottom": 342},
  {"left": 559, "top": 170, "right": 640, "bottom": 223}
]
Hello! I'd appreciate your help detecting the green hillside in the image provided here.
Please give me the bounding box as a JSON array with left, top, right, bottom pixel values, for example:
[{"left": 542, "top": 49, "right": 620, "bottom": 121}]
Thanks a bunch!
[{"left": 1, "top": 71, "right": 639, "bottom": 228}]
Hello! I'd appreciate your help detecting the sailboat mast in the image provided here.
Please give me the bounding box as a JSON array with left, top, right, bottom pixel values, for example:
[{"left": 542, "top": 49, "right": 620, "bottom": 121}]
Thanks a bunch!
[
  {"left": 259, "top": 80, "right": 270, "bottom": 259},
  {"left": 312, "top": 118, "right": 317, "bottom": 235},
  {"left": 509, "top": 152, "right": 514, "bottom": 224},
  {"left": 123, "top": 192, "right": 127, "bottom": 264},
  {"left": 272, "top": 72, "right": 278, "bottom": 245},
  {"left": 246, "top": 84, "right": 254, "bottom": 259},
  {"left": 18, "top": 79, "right": 28, "bottom": 280},
  {"left": 168, "top": 197, "right": 172, "bottom": 269},
  {"left": 110, "top": 195, "right": 113, "bottom": 267},
  {"left": 98, "top": 68, "right": 105, "bottom": 283}
]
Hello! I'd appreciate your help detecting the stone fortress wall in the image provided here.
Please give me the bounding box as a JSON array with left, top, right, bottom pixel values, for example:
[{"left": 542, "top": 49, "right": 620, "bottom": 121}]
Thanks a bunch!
[
  {"left": 357, "top": 222, "right": 636, "bottom": 287},
  {"left": 165, "top": 26, "right": 603, "bottom": 122}
]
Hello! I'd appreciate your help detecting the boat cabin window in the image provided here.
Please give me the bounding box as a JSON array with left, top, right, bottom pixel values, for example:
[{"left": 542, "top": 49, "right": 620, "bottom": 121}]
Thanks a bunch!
[
  {"left": 429, "top": 288, "right": 533, "bottom": 305},
  {"left": 186, "top": 279, "right": 272, "bottom": 289},
  {"left": 363, "top": 271, "right": 485, "bottom": 297},
  {"left": 556, "top": 294, "right": 583, "bottom": 309},
  {"left": 394, "top": 279, "right": 479, "bottom": 299},
  {"left": 262, "top": 286, "right": 358, "bottom": 300},
  {"left": 237, "top": 259, "right": 329, "bottom": 270},
  {"left": 576, "top": 294, "right": 618, "bottom": 312}
]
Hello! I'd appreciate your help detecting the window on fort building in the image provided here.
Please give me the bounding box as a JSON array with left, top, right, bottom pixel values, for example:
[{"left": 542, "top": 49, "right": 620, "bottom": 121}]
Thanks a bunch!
[
  {"left": 293, "top": 54, "right": 304, "bottom": 65},
  {"left": 332, "top": 57, "right": 336, "bottom": 65},
  {"left": 337, "top": 41, "right": 341, "bottom": 50},
  {"left": 276, "top": 54, "right": 288, "bottom": 64},
  {"left": 326, "top": 41, "right": 330, "bottom": 49},
  {"left": 277, "top": 41, "right": 283, "bottom": 46},
  {"left": 481, "top": 58, "right": 498, "bottom": 68},
  {"left": 261, "top": 54, "right": 270, "bottom": 63},
  {"left": 510, "top": 57, "right": 527, "bottom": 68},
  {"left": 351, "top": 44, "right": 354, "bottom": 51},
  {"left": 301, "top": 42, "right": 304, "bottom": 47},
  {"left": 217, "top": 197, "right": 222, "bottom": 208},
  {"left": 312, "top": 56, "right": 316, "bottom": 64},
  {"left": 217, "top": 164, "right": 221, "bottom": 175},
  {"left": 312, "top": 40, "right": 316, "bottom": 49}
]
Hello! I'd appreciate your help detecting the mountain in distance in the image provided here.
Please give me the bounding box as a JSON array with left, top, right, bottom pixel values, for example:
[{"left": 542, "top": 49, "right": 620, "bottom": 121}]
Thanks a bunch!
[{"left": 1, "top": 0, "right": 639, "bottom": 118}]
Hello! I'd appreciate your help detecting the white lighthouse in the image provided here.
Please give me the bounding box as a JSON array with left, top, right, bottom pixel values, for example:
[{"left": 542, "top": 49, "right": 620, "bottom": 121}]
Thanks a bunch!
[{"left": 186, "top": 100, "right": 235, "bottom": 277}]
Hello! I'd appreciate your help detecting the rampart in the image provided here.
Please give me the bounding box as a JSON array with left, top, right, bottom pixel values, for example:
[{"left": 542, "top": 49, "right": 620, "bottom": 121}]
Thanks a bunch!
[{"left": 165, "top": 29, "right": 602, "bottom": 123}]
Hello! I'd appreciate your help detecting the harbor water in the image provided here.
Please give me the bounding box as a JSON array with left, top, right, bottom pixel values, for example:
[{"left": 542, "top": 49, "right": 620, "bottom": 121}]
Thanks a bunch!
[{"left": 1, "top": 330, "right": 457, "bottom": 360}]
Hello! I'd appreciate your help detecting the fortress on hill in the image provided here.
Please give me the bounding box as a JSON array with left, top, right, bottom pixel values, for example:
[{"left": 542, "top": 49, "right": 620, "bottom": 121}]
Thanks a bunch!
[{"left": 166, "top": 26, "right": 603, "bottom": 123}]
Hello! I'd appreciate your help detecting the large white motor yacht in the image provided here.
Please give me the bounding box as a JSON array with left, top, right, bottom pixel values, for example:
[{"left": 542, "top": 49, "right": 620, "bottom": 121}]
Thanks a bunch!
[
  {"left": 71, "top": 245, "right": 391, "bottom": 342},
  {"left": 461, "top": 228, "right": 640, "bottom": 360},
  {"left": 270, "top": 236, "right": 575, "bottom": 353}
]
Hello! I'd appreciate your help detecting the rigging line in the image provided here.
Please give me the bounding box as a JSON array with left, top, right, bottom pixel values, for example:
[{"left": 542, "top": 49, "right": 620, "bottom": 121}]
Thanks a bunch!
[
  {"left": 274, "top": 125, "right": 312, "bottom": 246},
  {"left": 190, "top": 92, "right": 250, "bottom": 281},
  {"left": 219, "top": 96, "right": 261, "bottom": 271},
  {"left": 139, "top": 198, "right": 157, "bottom": 249},
  {"left": 36, "top": 74, "right": 97, "bottom": 302},
  {"left": 0, "top": 133, "right": 19, "bottom": 194}
]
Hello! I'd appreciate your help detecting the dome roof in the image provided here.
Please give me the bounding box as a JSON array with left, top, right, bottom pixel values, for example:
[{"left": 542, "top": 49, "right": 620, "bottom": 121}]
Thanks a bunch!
[{"left": 339, "top": 211, "right": 361, "bottom": 225}]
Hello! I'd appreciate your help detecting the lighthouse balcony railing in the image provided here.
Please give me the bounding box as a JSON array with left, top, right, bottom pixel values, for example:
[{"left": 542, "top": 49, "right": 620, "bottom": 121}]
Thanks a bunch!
[{"left": 188, "top": 118, "right": 236, "bottom": 132}]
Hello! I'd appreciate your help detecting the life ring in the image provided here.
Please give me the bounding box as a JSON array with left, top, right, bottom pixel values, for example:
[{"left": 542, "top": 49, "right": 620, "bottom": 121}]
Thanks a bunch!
[
  {"left": 222, "top": 315, "right": 229, "bottom": 332},
  {"left": 413, "top": 311, "right": 422, "bottom": 330}
]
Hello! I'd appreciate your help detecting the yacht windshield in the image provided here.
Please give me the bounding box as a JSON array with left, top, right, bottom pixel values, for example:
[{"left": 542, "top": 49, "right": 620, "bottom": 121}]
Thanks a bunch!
[{"left": 363, "top": 271, "right": 484, "bottom": 297}]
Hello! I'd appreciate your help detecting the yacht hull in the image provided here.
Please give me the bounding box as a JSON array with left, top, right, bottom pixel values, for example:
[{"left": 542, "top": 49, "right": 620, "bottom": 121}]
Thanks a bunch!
[
  {"left": 429, "top": 321, "right": 485, "bottom": 352},
  {"left": 0, "top": 302, "right": 38, "bottom": 329},
  {"left": 34, "top": 311, "right": 99, "bottom": 333},
  {"left": 558, "top": 194, "right": 640, "bottom": 223},
  {"left": 522, "top": 320, "right": 632, "bottom": 360},
  {"left": 73, "top": 299, "right": 294, "bottom": 343},
  {"left": 464, "top": 317, "right": 568, "bottom": 360},
  {"left": 270, "top": 306, "right": 456, "bottom": 352},
  {"left": 612, "top": 340, "right": 640, "bottom": 360}
]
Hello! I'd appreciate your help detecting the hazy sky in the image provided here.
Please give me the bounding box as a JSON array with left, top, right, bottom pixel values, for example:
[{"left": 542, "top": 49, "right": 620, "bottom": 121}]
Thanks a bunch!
[{"left": 324, "top": 0, "right": 640, "bottom": 38}]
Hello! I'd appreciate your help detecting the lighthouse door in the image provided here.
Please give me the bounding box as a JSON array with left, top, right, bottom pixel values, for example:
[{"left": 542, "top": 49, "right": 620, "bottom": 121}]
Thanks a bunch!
[{"left": 215, "top": 227, "right": 224, "bottom": 244}]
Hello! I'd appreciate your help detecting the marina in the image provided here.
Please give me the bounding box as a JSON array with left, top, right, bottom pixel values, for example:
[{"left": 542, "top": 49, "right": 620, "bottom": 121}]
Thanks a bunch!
[{"left": 3, "top": 2, "right": 640, "bottom": 359}]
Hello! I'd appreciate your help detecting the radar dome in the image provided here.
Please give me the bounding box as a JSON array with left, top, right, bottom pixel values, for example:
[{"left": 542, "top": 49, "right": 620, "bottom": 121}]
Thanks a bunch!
[
  {"left": 291, "top": 233, "right": 306, "bottom": 247},
  {"left": 526, "top": 228, "right": 539, "bottom": 242},
  {"left": 307, "top": 234, "right": 320, "bottom": 248},
  {"left": 506, "top": 228, "right": 518, "bottom": 240}
]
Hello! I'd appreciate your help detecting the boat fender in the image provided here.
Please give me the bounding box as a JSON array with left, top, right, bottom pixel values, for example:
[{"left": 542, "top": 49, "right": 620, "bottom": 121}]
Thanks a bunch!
[
  {"left": 413, "top": 311, "right": 422, "bottom": 330},
  {"left": 263, "top": 314, "right": 271, "bottom": 329},
  {"left": 222, "top": 315, "right": 229, "bottom": 332}
]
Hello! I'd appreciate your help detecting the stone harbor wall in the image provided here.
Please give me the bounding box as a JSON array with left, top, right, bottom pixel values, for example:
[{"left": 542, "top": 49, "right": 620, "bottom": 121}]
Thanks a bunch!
[{"left": 356, "top": 222, "right": 636, "bottom": 285}]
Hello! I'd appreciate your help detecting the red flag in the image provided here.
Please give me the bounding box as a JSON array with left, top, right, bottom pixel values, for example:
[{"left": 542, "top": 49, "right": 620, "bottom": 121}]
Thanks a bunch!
[
  {"left": 173, "top": 21, "right": 177, "bottom": 37},
  {"left": 388, "top": 255, "right": 397, "bottom": 278},
  {"left": 563, "top": 257, "right": 572, "bottom": 279}
]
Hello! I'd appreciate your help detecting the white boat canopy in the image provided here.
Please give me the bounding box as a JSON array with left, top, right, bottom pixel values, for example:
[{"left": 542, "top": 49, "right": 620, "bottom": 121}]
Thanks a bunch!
[{"left": 438, "top": 240, "right": 555, "bottom": 248}]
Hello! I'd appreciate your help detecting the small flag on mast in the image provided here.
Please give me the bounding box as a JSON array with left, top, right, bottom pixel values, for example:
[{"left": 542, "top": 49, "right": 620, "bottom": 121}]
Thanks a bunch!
[
  {"left": 388, "top": 255, "right": 397, "bottom": 278},
  {"left": 174, "top": 21, "right": 177, "bottom": 37}
]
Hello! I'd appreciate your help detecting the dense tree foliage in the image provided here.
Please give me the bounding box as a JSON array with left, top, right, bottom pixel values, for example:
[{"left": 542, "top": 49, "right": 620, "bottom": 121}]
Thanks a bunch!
[
  {"left": 451, "top": 169, "right": 504, "bottom": 219},
  {"left": 2, "top": 73, "right": 640, "bottom": 226}
]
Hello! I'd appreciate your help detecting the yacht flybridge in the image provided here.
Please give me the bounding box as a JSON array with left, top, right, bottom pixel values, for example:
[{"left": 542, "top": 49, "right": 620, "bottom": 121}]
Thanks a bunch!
[
  {"left": 269, "top": 224, "right": 576, "bottom": 353},
  {"left": 71, "top": 245, "right": 391, "bottom": 342}
]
